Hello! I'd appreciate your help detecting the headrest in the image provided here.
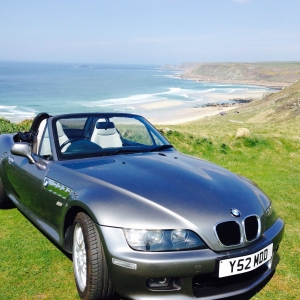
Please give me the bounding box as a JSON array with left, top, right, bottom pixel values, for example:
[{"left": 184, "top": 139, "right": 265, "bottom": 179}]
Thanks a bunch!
[
  {"left": 56, "top": 121, "right": 66, "bottom": 137},
  {"left": 96, "top": 122, "right": 115, "bottom": 130}
]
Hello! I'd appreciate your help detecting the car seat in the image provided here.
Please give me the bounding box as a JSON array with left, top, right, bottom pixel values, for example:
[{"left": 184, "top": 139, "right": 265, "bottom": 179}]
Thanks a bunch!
[{"left": 91, "top": 121, "right": 122, "bottom": 148}]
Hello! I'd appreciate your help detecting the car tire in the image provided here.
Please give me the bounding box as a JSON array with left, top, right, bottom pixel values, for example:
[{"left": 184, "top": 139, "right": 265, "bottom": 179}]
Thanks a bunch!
[
  {"left": 0, "top": 176, "right": 12, "bottom": 209},
  {"left": 73, "top": 212, "right": 115, "bottom": 300}
]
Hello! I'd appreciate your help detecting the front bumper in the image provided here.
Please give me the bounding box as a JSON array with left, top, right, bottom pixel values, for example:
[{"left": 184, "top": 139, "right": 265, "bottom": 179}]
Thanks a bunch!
[{"left": 98, "top": 218, "right": 284, "bottom": 300}]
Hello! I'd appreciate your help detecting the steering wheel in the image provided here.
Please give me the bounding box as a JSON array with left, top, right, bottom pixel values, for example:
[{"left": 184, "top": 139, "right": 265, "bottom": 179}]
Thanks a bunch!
[{"left": 60, "top": 138, "right": 90, "bottom": 150}]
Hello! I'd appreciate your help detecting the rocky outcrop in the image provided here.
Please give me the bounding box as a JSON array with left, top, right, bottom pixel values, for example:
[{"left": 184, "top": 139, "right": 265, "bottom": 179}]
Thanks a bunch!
[{"left": 236, "top": 128, "right": 250, "bottom": 138}]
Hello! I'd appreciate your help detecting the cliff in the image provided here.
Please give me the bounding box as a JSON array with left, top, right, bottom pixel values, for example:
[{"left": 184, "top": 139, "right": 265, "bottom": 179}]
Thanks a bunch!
[{"left": 179, "top": 62, "right": 300, "bottom": 89}]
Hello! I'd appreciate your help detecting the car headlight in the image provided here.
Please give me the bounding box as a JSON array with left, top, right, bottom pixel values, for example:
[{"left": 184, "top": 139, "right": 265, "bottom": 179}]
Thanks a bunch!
[
  {"left": 123, "top": 229, "right": 207, "bottom": 251},
  {"left": 265, "top": 204, "right": 278, "bottom": 230}
]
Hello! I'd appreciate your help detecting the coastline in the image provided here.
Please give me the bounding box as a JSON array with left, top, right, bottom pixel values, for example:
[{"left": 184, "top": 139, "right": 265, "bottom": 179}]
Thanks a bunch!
[
  {"left": 180, "top": 77, "right": 288, "bottom": 90},
  {"left": 2, "top": 85, "right": 273, "bottom": 126},
  {"left": 2, "top": 61, "right": 298, "bottom": 126},
  {"left": 138, "top": 86, "right": 272, "bottom": 125},
  {"left": 145, "top": 104, "right": 238, "bottom": 125}
]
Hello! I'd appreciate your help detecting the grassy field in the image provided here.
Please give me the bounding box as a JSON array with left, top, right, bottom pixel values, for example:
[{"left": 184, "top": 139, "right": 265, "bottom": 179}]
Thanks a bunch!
[{"left": 0, "top": 109, "right": 299, "bottom": 299}]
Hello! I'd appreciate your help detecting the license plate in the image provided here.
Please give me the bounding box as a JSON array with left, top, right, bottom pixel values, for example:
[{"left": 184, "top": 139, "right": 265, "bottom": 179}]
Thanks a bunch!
[{"left": 219, "top": 243, "right": 273, "bottom": 278}]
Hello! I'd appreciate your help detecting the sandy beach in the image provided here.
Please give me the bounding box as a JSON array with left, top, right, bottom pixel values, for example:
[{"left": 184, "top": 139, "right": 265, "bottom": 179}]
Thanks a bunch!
[
  {"left": 138, "top": 101, "right": 238, "bottom": 125},
  {"left": 136, "top": 87, "right": 272, "bottom": 125}
]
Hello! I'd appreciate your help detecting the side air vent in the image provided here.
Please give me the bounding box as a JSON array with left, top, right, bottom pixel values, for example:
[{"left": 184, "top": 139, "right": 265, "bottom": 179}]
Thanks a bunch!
[{"left": 215, "top": 221, "right": 242, "bottom": 246}]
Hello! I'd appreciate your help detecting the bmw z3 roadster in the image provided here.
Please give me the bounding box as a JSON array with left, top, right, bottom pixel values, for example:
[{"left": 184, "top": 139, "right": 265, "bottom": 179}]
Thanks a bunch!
[{"left": 0, "top": 112, "right": 284, "bottom": 300}]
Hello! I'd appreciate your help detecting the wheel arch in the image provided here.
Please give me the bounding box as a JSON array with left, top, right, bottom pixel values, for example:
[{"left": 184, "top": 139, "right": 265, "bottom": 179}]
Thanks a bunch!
[{"left": 63, "top": 205, "right": 92, "bottom": 253}]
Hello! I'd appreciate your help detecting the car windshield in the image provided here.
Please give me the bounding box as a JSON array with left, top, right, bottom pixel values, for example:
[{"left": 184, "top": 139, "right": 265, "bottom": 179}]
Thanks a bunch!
[{"left": 53, "top": 114, "right": 172, "bottom": 160}]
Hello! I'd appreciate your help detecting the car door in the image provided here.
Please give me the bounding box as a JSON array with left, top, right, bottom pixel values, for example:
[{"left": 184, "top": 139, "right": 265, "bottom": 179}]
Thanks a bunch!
[
  {"left": 4, "top": 123, "right": 53, "bottom": 218},
  {"left": 40, "top": 120, "right": 73, "bottom": 229}
]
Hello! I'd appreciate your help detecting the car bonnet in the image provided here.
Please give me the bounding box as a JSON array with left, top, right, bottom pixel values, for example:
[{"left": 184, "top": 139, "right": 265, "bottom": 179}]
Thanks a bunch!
[{"left": 58, "top": 151, "right": 267, "bottom": 250}]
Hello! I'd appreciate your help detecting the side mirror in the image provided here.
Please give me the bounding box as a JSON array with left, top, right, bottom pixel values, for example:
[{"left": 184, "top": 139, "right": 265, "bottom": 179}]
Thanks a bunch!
[{"left": 11, "top": 143, "right": 36, "bottom": 164}]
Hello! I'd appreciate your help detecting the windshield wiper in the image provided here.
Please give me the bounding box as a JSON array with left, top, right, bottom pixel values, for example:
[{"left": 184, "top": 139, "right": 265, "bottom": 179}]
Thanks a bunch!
[
  {"left": 150, "top": 144, "right": 174, "bottom": 152},
  {"left": 100, "top": 145, "right": 174, "bottom": 156},
  {"left": 110, "top": 148, "right": 143, "bottom": 155}
]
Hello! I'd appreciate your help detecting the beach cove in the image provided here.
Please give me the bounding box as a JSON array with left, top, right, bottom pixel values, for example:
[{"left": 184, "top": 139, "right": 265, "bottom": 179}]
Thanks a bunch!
[
  {"left": 0, "top": 62, "right": 275, "bottom": 124},
  {"left": 138, "top": 88, "right": 269, "bottom": 125}
]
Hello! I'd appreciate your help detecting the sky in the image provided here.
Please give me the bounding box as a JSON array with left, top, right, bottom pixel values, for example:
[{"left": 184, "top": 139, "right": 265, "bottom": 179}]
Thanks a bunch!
[{"left": 1, "top": 0, "right": 300, "bottom": 65}]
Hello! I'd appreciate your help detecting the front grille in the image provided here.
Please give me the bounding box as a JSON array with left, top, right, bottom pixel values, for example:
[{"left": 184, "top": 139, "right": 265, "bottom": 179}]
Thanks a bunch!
[
  {"left": 245, "top": 215, "right": 259, "bottom": 241},
  {"left": 215, "top": 221, "right": 241, "bottom": 246}
]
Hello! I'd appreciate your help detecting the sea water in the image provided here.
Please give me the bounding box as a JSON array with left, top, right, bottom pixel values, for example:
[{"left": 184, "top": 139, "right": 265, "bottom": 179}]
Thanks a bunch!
[{"left": 0, "top": 61, "right": 271, "bottom": 122}]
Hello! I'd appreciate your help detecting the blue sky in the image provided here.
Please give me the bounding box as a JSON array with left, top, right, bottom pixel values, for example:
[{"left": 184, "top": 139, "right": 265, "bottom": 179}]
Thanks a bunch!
[{"left": 1, "top": 0, "right": 300, "bottom": 64}]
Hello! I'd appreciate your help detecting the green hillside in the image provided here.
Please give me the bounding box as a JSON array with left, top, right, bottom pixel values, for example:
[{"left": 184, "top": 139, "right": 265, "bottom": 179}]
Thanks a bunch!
[
  {"left": 180, "top": 62, "right": 300, "bottom": 88},
  {"left": 217, "top": 78, "right": 300, "bottom": 123}
]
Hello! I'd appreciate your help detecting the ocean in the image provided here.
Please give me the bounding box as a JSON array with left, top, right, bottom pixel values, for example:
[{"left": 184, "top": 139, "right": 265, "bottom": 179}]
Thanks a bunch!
[{"left": 0, "top": 61, "right": 272, "bottom": 122}]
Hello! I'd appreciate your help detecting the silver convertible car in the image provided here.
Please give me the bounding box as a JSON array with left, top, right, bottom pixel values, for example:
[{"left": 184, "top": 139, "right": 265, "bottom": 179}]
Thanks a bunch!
[{"left": 0, "top": 112, "right": 284, "bottom": 300}]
